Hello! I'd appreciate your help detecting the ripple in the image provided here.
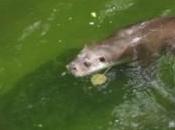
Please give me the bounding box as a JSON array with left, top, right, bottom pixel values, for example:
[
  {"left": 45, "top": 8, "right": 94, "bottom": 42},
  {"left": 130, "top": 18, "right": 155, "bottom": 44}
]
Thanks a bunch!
[
  {"left": 107, "top": 55, "right": 175, "bottom": 130},
  {"left": 161, "top": 9, "right": 172, "bottom": 16},
  {"left": 18, "top": 20, "right": 42, "bottom": 41},
  {"left": 97, "top": 0, "right": 134, "bottom": 24}
]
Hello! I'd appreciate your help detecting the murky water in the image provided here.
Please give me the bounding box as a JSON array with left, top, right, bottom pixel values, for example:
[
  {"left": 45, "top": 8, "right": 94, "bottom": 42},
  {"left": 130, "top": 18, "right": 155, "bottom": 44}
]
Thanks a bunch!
[{"left": 0, "top": 0, "right": 175, "bottom": 130}]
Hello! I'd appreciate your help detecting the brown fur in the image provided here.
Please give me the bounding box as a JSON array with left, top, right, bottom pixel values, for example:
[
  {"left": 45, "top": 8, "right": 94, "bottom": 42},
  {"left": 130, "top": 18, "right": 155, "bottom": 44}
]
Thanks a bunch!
[
  {"left": 97, "top": 16, "right": 175, "bottom": 62},
  {"left": 67, "top": 17, "right": 175, "bottom": 77}
]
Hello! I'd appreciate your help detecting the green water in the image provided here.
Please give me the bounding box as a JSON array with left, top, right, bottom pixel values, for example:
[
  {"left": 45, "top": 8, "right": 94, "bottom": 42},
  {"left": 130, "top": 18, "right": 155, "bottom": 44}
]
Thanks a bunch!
[{"left": 0, "top": 0, "right": 175, "bottom": 129}]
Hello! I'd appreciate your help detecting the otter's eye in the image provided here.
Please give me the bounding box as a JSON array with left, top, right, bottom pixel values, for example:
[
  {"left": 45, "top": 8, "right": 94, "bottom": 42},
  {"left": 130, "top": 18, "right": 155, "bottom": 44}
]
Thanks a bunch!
[
  {"left": 83, "top": 61, "right": 91, "bottom": 67},
  {"left": 99, "top": 57, "right": 106, "bottom": 62}
]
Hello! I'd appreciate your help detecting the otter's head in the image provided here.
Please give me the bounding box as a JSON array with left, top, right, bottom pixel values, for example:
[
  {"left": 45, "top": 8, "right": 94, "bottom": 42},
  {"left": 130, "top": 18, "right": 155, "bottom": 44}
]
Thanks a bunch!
[{"left": 67, "top": 46, "right": 113, "bottom": 77}]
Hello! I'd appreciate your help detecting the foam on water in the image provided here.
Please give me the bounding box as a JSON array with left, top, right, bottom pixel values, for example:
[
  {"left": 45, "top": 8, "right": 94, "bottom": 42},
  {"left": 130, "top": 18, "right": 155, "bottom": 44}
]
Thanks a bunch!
[
  {"left": 105, "top": 55, "right": 175, "bottom": 130},
  {"left": 98, "top": 0, "right": 134, "bottom": 24}
]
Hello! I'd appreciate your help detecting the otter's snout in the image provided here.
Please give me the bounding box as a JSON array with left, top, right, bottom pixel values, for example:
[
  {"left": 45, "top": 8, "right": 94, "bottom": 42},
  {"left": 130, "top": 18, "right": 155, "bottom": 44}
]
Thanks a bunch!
[{"left": 67, "top": 63, "right": 77, "bottom": 72}]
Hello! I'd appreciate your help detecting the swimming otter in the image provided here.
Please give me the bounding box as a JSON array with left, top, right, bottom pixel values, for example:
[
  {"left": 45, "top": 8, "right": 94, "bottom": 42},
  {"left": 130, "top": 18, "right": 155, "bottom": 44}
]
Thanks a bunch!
[{"left": 67, "top": 17, "right": 175, "bottom": 77}]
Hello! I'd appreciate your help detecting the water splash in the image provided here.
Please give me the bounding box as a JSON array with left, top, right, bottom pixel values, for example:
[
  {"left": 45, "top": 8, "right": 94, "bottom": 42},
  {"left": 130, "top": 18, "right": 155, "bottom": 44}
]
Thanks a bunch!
[
  {"left": 106, "top": 55, "right": 175, "bottom": 130},
  {"left": 18, "top": 20, "right": 42, "bottom": 41},
  {"left": 40, "top": 23, "right": 51, "bottom": 36},
  {"left": 108, "top": 91, "right": 169, "bottom": 130},
  {"left": 17, "top": 3, "right": 73, "bottom": 43},
  {"left": 97, "top": 0, "right": 134, "bottom": 24}
]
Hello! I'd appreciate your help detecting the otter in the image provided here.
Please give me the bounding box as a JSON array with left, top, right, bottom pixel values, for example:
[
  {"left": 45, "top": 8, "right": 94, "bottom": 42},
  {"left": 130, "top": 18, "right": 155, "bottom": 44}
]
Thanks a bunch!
[{"left": 67, "top": 17, "right": 175, "bottom": 77}]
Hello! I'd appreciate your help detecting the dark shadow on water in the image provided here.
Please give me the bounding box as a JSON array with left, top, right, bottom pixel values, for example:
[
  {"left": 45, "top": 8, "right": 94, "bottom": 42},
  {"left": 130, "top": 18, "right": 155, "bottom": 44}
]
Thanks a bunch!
[{"left": 0, "top": 49, "right": 129, "bottom": 130}]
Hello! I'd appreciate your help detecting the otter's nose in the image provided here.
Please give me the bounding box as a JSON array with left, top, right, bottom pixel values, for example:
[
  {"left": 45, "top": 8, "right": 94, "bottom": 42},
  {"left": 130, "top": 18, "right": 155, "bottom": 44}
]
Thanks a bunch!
[{"left": 66, "top": 63, "right": 77, "bottom": 72}]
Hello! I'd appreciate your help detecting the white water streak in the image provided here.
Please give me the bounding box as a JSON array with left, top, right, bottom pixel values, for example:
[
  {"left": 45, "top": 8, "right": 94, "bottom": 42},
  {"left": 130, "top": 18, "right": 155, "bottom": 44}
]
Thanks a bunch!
[
  {"left": 18, "top": 20, "right": 42, "bottom": 41},
  {"left": 98, "top": 0, "right": 134, "bottom": 23}
]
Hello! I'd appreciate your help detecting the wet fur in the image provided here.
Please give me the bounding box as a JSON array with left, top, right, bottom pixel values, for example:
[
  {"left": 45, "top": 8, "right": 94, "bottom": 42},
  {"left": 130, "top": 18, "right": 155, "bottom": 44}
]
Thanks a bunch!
[{"left": 68, "top": 16, "right": 175, "bottom": 76}]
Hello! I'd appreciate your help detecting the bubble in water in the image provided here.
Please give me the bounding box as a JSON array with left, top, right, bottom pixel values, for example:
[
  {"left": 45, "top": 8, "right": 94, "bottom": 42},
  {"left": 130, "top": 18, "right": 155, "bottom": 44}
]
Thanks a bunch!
[
  {"left": 68, "top": 16, "right": 73, "bottom": 21},
  {"left": 90, "top": 12, "right": 97, "bottom": 18},
  {"left": 58, "top": 40, "right": 62, "bottom": 43},
  {"left": 169, "top": 121, "right": 175, "bottom": 128},
  {"left": 89, "top": 21, "right": 95, "bottom": 25}
]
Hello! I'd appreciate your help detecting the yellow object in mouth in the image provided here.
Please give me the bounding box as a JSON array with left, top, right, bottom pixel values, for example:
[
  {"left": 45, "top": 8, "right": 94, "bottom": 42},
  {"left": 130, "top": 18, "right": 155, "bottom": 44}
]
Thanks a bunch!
[{"left": 90, "top": 73, "right": 108, "bottom": 86}]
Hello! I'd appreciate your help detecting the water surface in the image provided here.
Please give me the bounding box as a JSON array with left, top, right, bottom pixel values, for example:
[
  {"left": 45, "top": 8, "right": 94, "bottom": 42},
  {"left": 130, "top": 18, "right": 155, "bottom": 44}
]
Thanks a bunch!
[{"left": 0, "top": 0, "right": 175, "bottom": 130}]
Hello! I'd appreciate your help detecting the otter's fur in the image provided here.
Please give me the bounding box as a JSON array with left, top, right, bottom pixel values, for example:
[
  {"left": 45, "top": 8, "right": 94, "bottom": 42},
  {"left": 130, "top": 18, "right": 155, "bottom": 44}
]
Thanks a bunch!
[{"left": 67, "top": 17, "right": 175, "bottom": 77}]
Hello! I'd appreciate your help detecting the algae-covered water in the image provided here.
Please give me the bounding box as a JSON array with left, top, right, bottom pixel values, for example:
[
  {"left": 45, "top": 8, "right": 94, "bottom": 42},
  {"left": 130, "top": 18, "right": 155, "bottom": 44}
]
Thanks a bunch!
[{"left": 0, "top": 0, "right": 175, "bottom": 130}]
